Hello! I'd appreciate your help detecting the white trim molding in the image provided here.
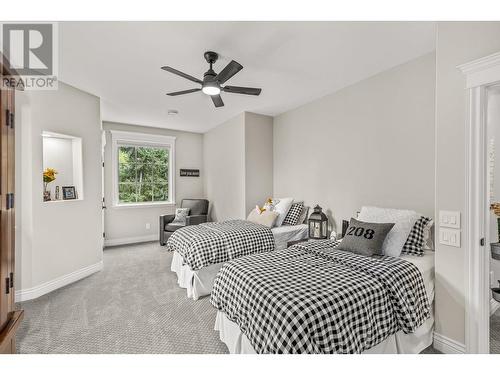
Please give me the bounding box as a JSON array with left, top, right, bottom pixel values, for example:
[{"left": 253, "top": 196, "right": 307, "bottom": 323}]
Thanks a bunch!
[
  {"left": 111, "top": 201, "right": 176, "bottom": 210},
  {"left": 109, "top": 130, "right": 176, "bottom": 208},
  {"left": 104, "top": 234, "right": 158, "bottom": 247},
  {"left": 15, "top": 261, "right": 103, "bottom": 302},
  {"left": 459, "top": 50, "right": 500, "bottom": 354},
  {"left": 458, "top": 52, "right": 500, "bottom": 88},
  {"left": 433, "top": 333, "right": 466, "bottom": 354}
]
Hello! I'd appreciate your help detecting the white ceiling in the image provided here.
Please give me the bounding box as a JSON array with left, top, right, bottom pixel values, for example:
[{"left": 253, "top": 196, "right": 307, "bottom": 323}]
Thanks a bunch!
[{"left": 59, "top": 22, "right": 436, "bottom": 133}]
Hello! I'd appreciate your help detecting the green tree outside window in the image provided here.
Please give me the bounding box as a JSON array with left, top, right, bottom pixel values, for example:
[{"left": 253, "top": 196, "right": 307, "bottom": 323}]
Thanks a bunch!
[{"left": 118, "top": 145, "right": 169, "bottom": 203}]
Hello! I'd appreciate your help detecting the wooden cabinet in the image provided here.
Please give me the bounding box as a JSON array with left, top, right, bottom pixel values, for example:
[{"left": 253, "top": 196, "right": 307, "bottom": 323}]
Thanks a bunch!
[{"left": 0, "top": 57, "right": 24, "bottom": 354}]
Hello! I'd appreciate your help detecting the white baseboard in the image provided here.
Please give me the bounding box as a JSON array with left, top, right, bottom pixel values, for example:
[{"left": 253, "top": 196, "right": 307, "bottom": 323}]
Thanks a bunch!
[
  {"left": 491, "top": 298, "right": 500, "bottom": 316},
  {"left": 104, "top": 234, "right": 157, "bottom": 247},
  {"left": 15, "top": 261, "right": 103, "bottom": 303},
  {"left": 433, "top": 332, "right": 466, "bottom": 354}
]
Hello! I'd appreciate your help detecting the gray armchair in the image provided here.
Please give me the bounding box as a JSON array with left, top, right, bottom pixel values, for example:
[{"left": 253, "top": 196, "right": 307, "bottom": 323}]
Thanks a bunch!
[{"left": 159, "top": 199, "right": 209, "bottom": 245}]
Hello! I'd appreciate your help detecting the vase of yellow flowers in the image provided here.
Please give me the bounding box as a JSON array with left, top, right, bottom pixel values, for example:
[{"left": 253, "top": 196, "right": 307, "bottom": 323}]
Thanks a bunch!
[{"left": 43, "top": 168, "right": 58, "bottom": 201}]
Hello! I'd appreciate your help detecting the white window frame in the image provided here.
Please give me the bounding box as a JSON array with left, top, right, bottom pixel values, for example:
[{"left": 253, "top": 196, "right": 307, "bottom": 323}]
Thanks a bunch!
[{"left": 110, "top": 130, "right": 176, "bottom": 208}]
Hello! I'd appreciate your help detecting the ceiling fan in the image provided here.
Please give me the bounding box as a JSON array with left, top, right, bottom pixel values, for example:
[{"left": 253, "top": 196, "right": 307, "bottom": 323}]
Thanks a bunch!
[{"left": 161, "top": 51, "right": 262, "bottom": 108}]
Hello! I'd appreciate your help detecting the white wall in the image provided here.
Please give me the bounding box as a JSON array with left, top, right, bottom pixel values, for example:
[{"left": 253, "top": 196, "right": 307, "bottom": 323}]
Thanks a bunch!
[
  {"left": 434, "top": 21, "right": 500, "bottom": 345},
  {"left": 15, "top": 82, "right": 103, "bottom": 296},
  {"left": 103, "top": 121, "right": 204, "bottom": 245},
  {"left": 203, "top": 113, "right": 246, "bottom": 221},
  {"left": 244, "top": 112, "right": 274, "bottom": 214},
  {"left": 273, "top": 52, "right": 436, "bottom": 232},
  {"left": 203, "top": 112, "right": 273, "bottom": 222},
  {"left": 42, "top": 137, "right": 74, "bottom": 197}
]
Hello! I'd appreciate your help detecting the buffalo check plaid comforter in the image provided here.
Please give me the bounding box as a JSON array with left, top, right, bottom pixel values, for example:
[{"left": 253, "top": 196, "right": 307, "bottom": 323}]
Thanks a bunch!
[
  {"left": 165, "top": 220, "right": 275, "bottom": 270},
  {"left": 210, "top": 239, "right": 430, "bottom": 354}
]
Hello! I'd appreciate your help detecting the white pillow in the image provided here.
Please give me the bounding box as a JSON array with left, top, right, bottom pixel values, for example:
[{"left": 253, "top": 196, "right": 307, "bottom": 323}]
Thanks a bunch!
[
  {"left": 358, "top": 206, "right": 419, "bottom": 257},
  {"left": 273, "top": 197, "right": 294, "bottom": 227},
  {"left": 171, "top": 207, "right": 191, "bottom": 225},
  {"left": 247, "top": 209, "right": 279, "bottom": 228},
  {"left": 422, "top": 218, "right": 434, "bottom": 250}
]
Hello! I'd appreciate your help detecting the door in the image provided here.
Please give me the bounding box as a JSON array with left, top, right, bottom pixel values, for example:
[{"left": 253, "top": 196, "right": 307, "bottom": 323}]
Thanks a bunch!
[
  {"left": 0, "top": 59, "right": 23, "bottom": 354},
  {"left": 0, "top": 72, "right": 10, "bottom": 333}
]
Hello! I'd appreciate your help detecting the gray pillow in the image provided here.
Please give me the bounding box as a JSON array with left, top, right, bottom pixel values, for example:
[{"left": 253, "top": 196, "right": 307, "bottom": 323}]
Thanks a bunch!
[
  {"left": 337, "top": 218, "right": 395, "bottom": 257},
  {"left": 171, "top": 207, "right": 191, "bottom": 225}
]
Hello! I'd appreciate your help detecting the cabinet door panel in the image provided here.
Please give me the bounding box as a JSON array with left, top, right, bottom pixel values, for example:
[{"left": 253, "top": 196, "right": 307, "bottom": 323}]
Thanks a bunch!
[
  {"left": 7, "top": 86, "right": 14, "bottom": 310},
  {"left": 0, "top": 61, "right": 21, "bottom": 354},
  {"left": 0, "top": 79, "right": 9, "bottom": 331}
]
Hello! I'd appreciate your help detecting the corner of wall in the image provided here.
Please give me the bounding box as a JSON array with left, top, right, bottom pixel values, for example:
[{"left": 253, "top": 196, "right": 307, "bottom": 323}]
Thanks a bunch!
[{"left": 16, "top": 82, "right": 103, "bottom": 297}]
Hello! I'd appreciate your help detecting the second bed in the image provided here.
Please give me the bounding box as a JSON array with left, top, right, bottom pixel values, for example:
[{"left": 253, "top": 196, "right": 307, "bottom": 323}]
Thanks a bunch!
[
  {"left": 215, "top": 251, "right": 434, "bottom": 354},
  {"left": 169, "top": 222, "right": 308, "bottom": 300}
]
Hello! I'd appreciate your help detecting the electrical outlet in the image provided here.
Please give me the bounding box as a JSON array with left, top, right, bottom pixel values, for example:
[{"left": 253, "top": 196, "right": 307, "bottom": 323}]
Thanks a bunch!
[{"left": 145, "top": 223, "right": 151, "bottom": 230}]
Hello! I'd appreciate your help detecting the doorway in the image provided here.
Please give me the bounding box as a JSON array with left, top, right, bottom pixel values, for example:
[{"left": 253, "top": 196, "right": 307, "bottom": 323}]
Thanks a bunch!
[
  {"left": 486, "top": 85, "right": 500, "bottom": 353},
  {"left": 461, "top": 51, "right": 500, "bottom": 353},
  {"left": 101, "top": 130, "right": 106, "bottom": 249}
]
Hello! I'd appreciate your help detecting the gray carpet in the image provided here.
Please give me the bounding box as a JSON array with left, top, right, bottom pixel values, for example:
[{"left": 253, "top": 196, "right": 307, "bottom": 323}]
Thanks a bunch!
[
  {"left": 16, "top": 241, "right": 439, "bottom": 354},
  {"left": 491, "top": 307, "right": 500, "bottom": 353},
  {"left": 421, "top": 345, "right": 441, "bottom": 354},
  {"left": 16, "top": 242, "right": 228, "bottom": 354}
]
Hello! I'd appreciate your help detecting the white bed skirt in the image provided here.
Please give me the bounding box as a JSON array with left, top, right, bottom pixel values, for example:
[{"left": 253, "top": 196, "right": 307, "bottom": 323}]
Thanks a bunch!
[
  {"left": 170, "top": 251, "right": 223, "bottom": 300},
  {"left": 214, "top": 307, "right": 434, "bottom": 354}
]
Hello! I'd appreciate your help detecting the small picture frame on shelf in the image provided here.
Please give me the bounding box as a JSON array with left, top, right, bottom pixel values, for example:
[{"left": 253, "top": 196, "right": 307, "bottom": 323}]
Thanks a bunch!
[{"left": 62, "top": 186, "right": 77, "bottom": 200}]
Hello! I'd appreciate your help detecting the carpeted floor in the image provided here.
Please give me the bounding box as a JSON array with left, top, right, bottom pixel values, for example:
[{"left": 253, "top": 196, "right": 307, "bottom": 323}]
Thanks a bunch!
[
  {"left": 16, "top": 241, "right": 440, "bottom": 354},
  {"left": 491, "top": 308, "right": 500, "bottom": 353},
  {"left": 16, "top": 242, "right": 228, "bottom": 354}
]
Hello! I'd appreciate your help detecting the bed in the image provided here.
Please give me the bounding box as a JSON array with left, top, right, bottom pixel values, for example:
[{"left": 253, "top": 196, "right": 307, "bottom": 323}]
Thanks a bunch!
[
  {"left": 168, "top": 221, "right": 308, "bottom": 300},
  {"left": 211, "top": 240, "right": 435, "bottom": 354}
]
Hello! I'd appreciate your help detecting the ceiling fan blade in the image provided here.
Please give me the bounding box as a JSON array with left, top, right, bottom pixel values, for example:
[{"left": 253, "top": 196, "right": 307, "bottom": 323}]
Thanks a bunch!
[
  {"left": 223, "top": 86, "right": 262, "bottom": 96},
  {"left": 161, "top": 66, "right": 202, "bottom": 84},
  {"left": 211, "top": 94, "right": 224, "bottom": 108},
  {"left": 166, "top": 88, "right": 201, "bottom": 96},
  {"left": 215, "top": 60, "right": 243, "bottom": 84}
]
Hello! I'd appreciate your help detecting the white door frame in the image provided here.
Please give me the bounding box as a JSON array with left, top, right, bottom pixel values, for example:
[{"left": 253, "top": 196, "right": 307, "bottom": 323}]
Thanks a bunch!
[
  {"left": 101, "top": 130, "right": 106, "bottom": 249},
  {"left": 458, "top": 51, "right": 500, "bottom": 354}
]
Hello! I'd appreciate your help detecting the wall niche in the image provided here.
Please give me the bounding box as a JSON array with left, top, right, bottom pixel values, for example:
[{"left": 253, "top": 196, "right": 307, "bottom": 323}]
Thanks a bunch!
[{"left": 42, "top": 131, "right": 84, "bottom": 202}]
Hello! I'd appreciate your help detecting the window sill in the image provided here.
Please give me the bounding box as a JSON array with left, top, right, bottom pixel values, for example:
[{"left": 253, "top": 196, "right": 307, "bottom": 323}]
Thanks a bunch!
[
  {"left": 43, "top": 198, "right": 84, "bottom": 204},
  {"left": 111, "top": 202, "right": 176, "bottom": 209}
]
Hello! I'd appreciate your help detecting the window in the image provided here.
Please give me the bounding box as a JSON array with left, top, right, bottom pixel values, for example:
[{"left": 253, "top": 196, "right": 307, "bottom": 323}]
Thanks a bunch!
[
  {"left": 111, "top": 131, "right": 175, "bottom": 207},
  {"left": 118, "top": 145, "right": 169, "bottom": 203}
]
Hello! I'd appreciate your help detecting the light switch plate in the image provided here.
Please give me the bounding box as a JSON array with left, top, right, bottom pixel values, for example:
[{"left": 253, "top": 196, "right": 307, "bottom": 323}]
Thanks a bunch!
[
  {"left": 439, "top": 228, "right": 461, "bottom": 247},
  {"left": 439, "top": 210, "right": 461, "bottom": 229}
]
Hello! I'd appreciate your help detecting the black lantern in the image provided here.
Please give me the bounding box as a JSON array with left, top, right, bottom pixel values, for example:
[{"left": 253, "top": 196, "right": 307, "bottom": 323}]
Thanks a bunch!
[{"left": 308, "top": 205, "right": 328, "bottom": 239}]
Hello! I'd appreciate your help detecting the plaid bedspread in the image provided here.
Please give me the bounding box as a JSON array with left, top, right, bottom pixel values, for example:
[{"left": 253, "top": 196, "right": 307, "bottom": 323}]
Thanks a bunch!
[
  {"left": 210, "top": 239, "right": 430, "bottom": 354},
  {"left": 165, "top": 220, "right": 275, "bottom": 270}
]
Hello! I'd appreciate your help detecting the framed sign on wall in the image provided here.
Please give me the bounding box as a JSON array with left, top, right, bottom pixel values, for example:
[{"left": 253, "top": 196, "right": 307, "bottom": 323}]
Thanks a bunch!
[{"left": 180, "top": 169, "right": 200, "bottom": 177}]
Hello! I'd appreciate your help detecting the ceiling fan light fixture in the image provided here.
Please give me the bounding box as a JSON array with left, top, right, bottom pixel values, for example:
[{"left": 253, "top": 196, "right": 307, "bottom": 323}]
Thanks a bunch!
[{"left": 202, "top": 83, "right": 221, "bottom": 96}]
